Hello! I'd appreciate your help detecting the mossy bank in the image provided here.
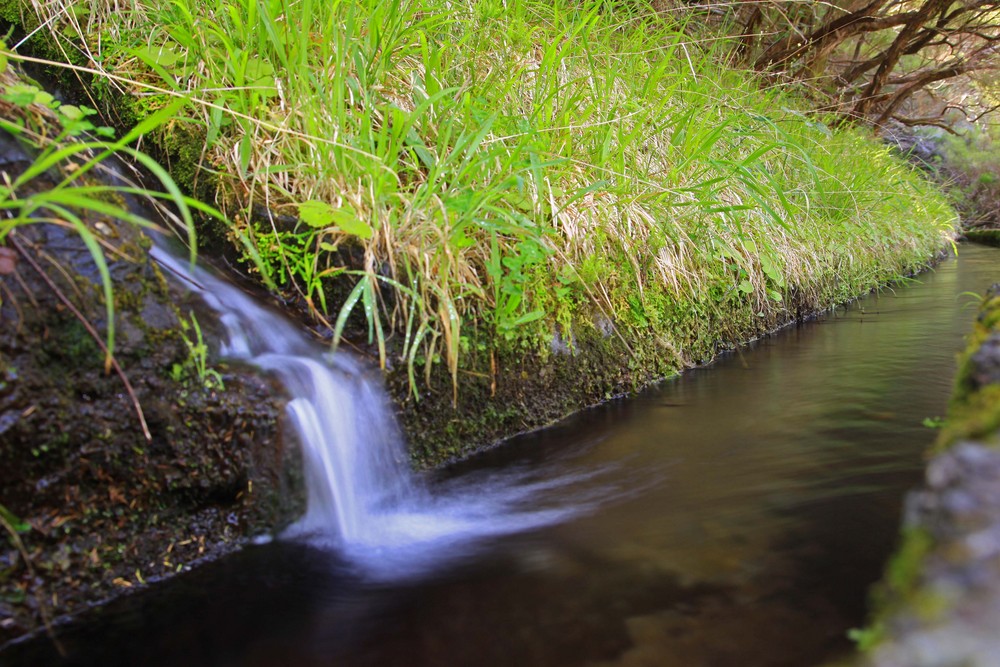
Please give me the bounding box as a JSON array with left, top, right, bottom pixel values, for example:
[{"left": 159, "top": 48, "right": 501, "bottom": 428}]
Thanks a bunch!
[
  {"left": 0, "top": 0, "right": 959, "bottom": 465},
  {"left": 851, "top": 273, "right": 1000, "bottom": 666}
]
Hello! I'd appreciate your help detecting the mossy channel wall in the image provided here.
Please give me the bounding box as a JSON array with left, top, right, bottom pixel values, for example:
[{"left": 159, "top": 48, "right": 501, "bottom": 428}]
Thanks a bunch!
[
  {"left": 0, "top": 86, "right": 303, "bottom": 645},
  {"left": 854, "top": 279, "right": 1000, "bottom": 667}
]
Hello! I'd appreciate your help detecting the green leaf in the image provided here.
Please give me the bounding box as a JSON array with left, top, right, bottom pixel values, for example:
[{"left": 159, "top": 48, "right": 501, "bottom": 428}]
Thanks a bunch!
[
  {"left": 32, "top": 90, "right": 55, "bottom": 108},
  {"left": 2, "top": 83, "right": 40, "bottom": 107},
  {"left": 738, "top": 280, "right": 753, "bottom": 294},
  {"left": 238, "top": 134, "right": 252, "bottom": 176},
  {"left": 0, "top": 503, "right": 30, "bottom": 534},
  {"left": 332, "top": 277, "right": 369, "bottom": 348},
  {"left": 131, "top": 44, "right": 182, "bottom": 68},
  {"left": 334, "top": 209, "right": 373, "bottom": 239},
  {"left": 297, "top": 200, "right": 372, "bottom": 238},
  {"left": 451, "top": 228, "right": 476, "bottom": 249},
  {"left": 405, "top": 129, "right": 436, "bottom": 169},
  {"left": 59, "top": 105, "right": 84, "bottom": 121},
  {"left": 245, "top": 56, "right": 274, "bottom": 81},
  {"left": 116, "top": 97, "right": 190, "bottom": 147},
  {"left": 508, "top": 309, "right": 546, "bottom": 327},
  {"left": 760, "top": 255, "right": 785, "bottom": 286},
  {"left": 299, "top": 200, "right": 336, "bottom": 228}
]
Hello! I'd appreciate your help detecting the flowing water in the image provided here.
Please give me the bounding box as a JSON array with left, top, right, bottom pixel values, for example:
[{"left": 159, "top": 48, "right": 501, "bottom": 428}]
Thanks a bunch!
[
  {"left": 148, "top": 243, "right": 608, "bottom": 576},
  {"left": 5, "top": 244, "right": 1000, "bottom": 667}
]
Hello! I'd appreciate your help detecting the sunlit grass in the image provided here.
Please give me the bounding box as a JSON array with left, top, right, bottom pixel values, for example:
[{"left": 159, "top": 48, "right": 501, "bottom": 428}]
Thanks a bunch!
[{"left": 10, "top": 0, "right": 957, "bottom": 396}]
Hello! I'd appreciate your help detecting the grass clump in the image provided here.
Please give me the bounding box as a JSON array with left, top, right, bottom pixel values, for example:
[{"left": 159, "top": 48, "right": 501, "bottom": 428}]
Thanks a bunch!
[{"left": 6, "top": 0, "right": 957, "bottom": 400}]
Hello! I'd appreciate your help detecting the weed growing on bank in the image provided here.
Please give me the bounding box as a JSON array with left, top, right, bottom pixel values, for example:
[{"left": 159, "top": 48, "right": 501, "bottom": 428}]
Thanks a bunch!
[
  {"left": 7, "top": 0, "right": 956, "bottom": 397},
  {"left": 0, "top": 58, "right": 217, "bottom": 438}
]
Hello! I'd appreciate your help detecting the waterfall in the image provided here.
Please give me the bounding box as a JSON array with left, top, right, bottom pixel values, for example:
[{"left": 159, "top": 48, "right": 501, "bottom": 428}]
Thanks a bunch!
[
  {"left": 150, "top": 240, "right": 611, "bottom": 576},
  {"left": 150, "top": 244, "right": 420, "bottom": 542}
]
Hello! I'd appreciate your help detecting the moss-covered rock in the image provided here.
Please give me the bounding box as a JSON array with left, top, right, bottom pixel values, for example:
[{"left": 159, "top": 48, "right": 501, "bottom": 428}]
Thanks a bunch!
[
  {"left": 857, "top": 280, "right": 1000, "bottom": 666},
  {"left": 387, "top": 318, "right": 679, "bottom": 467}
]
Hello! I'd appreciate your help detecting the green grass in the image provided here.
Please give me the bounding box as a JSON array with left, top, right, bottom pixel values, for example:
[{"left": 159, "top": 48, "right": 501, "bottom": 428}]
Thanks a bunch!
[{"left": 7, "top": 0, "right": 957, "bottom": 398}]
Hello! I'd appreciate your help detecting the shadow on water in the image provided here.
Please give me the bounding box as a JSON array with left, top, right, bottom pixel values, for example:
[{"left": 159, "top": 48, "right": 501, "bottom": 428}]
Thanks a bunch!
[{"left": 6, "top": 244, "right": 1000, "bottom": 667}]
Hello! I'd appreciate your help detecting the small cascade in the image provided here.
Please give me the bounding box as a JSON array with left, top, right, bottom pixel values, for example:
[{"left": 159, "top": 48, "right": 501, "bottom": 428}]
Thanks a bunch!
[
  {"left": 150, "top": 244, "right": 420, "bottom": 543},
  {"left": 151, "top": 240, "right": 607, "bottom": 575}
]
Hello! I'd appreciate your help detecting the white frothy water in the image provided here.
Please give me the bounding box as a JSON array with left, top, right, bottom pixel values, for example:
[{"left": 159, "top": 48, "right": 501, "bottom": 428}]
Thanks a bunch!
[{"left": 151, "top": 243, "right": 609, "bottom": 577}]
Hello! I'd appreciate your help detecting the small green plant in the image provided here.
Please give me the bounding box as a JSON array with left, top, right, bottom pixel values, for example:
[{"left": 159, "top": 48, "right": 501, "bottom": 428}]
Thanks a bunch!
[
  {"left": 0, "top": 502, "right": 30, "bottom": 537},
  {"left": 921, "top": 416, "right": 945, "bottom": 429},
  {"left": 487, "top": 236, "right": 550, "bottom": 339},
  {"left": 171, "top": 311, "right": 225, "bottom": 391}
]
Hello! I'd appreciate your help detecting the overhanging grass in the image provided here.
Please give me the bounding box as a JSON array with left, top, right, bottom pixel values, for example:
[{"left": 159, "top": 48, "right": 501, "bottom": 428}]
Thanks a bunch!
[{"left": 7, "top": 0, "right": 957, "bottom": 399}]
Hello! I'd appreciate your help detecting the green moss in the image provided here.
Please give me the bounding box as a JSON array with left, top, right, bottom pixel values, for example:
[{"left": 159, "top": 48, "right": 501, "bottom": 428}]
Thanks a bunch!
[
  {"left": 0, "top": 0, "right": 23, "bottom": 24},
  {"left": 939, "top": 386, "right": 1000, "bottom": 447},
  {"left": 885, "top": 528, "right": 934, "bottom": 595},
  {"left": 935, "top": 286, "right": 1000, "bottom": 446},
  {"left": 395, "top": 302, "right": 704, "bottom": 467},
  {"left": 854, "top": 527, "right": 937, "bottom": 652}
]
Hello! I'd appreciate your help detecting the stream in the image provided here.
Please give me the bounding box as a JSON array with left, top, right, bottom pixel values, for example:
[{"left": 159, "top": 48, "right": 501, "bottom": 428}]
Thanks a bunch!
[{"left": 4, "top": 243, "right": 1000, "bottom": 667}]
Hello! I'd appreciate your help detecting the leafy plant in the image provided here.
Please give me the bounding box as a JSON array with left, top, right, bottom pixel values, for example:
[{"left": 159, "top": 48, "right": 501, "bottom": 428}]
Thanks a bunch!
[
  {"left": 171, "top": 311, "right": 225, "bottom": 390},
  {"left": 0, "top": 64, "right": 201, "bottom": 367},
  {"left": 0, "top": 51, "right": 229, "bottom": 437}
]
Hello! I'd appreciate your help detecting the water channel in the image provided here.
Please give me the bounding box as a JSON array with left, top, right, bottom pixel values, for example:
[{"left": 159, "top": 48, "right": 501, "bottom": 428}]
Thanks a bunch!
[{"left": 4, "top": 243, "right": 1000, "bottom": 667}]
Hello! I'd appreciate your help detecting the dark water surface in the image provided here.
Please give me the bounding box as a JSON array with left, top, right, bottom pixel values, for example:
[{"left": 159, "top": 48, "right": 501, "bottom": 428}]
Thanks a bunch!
[{"left": 6, "top": 244, "right": 1000, "bottom": 667}]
